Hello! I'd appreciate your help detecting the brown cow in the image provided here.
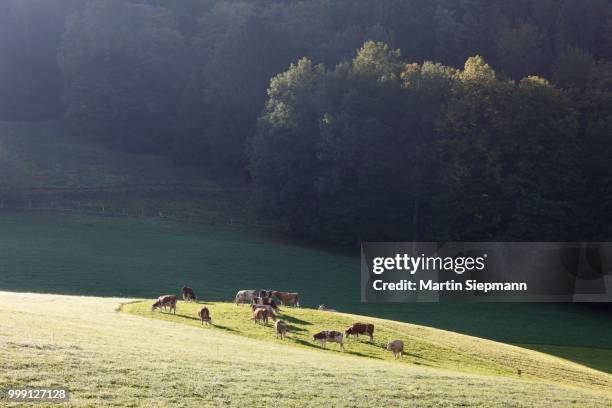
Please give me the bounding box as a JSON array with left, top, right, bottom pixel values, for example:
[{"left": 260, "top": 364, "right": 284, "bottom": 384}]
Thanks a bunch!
[
  {"left": 181, "top": 286, "right": 197, "bottom": 302},
  {"left": 198, "top": 307, "right": 211, "bottom": 325},
  {"left": 275, "top": 320, "right": 288, "bottom": 339},
  {"left": 251, "top": 307, "right": 276, "bottom": 325},
  {"left": 250, "top": 304, "right": 278, "bottom": 317},
  {"left": 271, "top": 291, "right": 300, "bottom": 307},
  {"left": 313, "top": 330, "right": 344, "bottom": 349},
  {"left": 345, "top": 323, "right": 374, "bottom": 342},
  {"left": 152, "top": 295, "right": 176, "bottom": 314}
]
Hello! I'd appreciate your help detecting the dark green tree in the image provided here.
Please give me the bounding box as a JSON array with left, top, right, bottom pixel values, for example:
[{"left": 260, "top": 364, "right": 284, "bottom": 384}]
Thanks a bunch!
[{"left": 59, "top": 0, "right": 187, "bottom": 152}]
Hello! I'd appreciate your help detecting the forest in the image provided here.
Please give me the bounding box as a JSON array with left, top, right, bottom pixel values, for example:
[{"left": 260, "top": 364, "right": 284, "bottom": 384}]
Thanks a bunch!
[{"left": 1, "top": 0, "right": 612, "bottom": 243}]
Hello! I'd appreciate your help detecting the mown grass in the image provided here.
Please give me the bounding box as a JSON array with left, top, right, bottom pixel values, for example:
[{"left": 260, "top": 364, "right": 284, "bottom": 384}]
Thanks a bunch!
[
  {"left": 2, "top": 292, "right": 611, "bottom": 407},
  {"left": 121, "top": 300, "right": 612, "bottom": 393}
]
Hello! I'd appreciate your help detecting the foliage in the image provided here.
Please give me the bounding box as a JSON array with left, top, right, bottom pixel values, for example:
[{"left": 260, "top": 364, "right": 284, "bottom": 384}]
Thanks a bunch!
[
  {"left": 250, "top": 48, "right": 581, "bottom": 242},
  {"left": 42, "top": 0, "right": 612, "bottom": 170},
  {"left": 58, "top": 0, "right": 187, "bottom": 152},
  {"left": 1, "top": 0, "right": 611, "bottom": 242}
]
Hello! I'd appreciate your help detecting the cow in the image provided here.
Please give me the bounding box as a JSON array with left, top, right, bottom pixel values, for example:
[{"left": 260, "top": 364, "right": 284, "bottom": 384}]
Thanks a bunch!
[
  {"left": 251, "top": 307, "right": 274, "bottom": 325},
  {"left": 259, "top": 289, "right": 274, "bottom": 298},
  {"left": 345, "top": 323, "right": 374, "bottom": 342},
  {"left": 181, "top": 286, "right": 197, "bottom": 302},
  {"left": 318, "top": 304, "right": 337, "bottom": 312},
  {"left": 235, "top": 290, "right": 256, "bottom": 306},
  {"left": 313, "top": 330, "right": 344, "bottom": 349},
  {"left": 250, "top": 304, "right": 278, "bottom": 316},
  {"left": 271, "top": 291, "right": 300, "bottom": 307},
  {"left": 152, "top": 295, "right": 176, "bottom": 314},
  {"left": 275, "top": 320, "right": 288, "bottom": 339},
  {"left": 251, "top": 297, "right": 280, "bottom": 311},
  {"left": 386, "top": 340, "right": 404, "bottom": 359},
  {"left": 198, "top": 307, "right": 211, "bottom": 325}
]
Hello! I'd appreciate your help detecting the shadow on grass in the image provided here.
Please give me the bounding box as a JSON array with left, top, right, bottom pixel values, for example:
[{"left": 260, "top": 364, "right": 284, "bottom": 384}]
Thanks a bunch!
[
  {"left": 172, "top": 313, "right": 200, "bottom": 321},
  {"left": 516, "top": 343, "right": 612, "bottom": 374},
  {"left": 209, "top": 323, "right": 239, "bottom": 333},
  {"left": 291, "top": 338, "right": 377, "bottom": 358},
  {"left": 277, "top": 314, "right": 312, "bottom": 325},
  {"left": 286, "top": 324, "right": 307, "bottom": 332},
  {"left": 346, "top": 350, "right": 382, "bottom": 359},
  {"left": 294, "top": 338, "right": 325, "bottom": 349}
]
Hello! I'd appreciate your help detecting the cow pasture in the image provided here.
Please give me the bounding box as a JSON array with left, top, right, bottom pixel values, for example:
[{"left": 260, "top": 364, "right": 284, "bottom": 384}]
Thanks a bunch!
[
  {"left": 121, "top": 299, "right": 612, "bottom": 394},
  {"left": 0, "top": 211, "right": 611, "bottom": 373},
  {"left": 2, "top": 292, "right": 610, "bottom": 407}
]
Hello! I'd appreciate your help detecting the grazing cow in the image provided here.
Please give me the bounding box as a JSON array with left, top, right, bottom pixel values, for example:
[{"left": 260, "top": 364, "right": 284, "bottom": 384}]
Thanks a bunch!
[
  {"left": 345, "top": 323, "right": 374, "bottom": 342},
  {"left": 181, "top": 286, "right": 197, "bottom": 302},
  {"left": 251, "top": 307, "right": 274, "bottom": 325},
  {"left": 251, "top": 297, "right": 280, "bottom": 311},
  {"left": 250, "top": 304, "right": 278, "bottom": 317},
  {"left": 152, "top": 295, "right": 176, "bottom": 314},
  {"left": 386, "top": 340, "right": 404, "bottom": 359},
  {"left": 318, "top": 304, "right": 337, "bottom": 312},
  {"left": 313, "top": 331, "right": 344, "bottom": 349},
  {"left": 275, "top": 320, "right": 288, "bottom": 339},
  {"left": 271, "top": 291, "right": 300, "bottom": 307},
  {"left": 198, "top": 307, "right": 211, "bottom": 325},
  {"left": 235, "top": 290, "right": 256, "bottom": 306}
]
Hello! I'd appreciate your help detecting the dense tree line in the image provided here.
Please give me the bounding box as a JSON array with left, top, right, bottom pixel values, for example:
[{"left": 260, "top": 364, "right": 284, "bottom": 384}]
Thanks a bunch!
[
  {"left": 4, "top": 0, "right": 606, "bottom": 164},
  {"left": 0, "top": 0, "right": 86, "bottom": 120},
  {"left": 1, "top": 0, "right": 611, "bottom": 242},
  {"left": 249, "top": 43, "right": 597, "bottom": 242}
]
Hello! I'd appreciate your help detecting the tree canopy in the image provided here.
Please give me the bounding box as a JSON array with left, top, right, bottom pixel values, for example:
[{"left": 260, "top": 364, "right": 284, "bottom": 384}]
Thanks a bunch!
[{"left": 1, "top": 0, "right": 611, "bottom": 242}]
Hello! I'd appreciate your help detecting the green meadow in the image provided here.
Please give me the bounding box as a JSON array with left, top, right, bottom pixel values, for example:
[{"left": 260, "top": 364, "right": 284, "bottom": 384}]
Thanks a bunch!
[
  {"left": 0, "top": 210, "right": 611, "bottom": 374},
  {"left": 2, "top": 292, "right": 610, "bottom": 407},
  {"left": 122, "top": 299, "right": 612, "bottom": 387}
]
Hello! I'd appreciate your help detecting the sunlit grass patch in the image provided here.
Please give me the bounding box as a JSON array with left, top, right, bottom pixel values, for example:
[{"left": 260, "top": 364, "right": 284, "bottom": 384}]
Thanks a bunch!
[
  {"left": 1, "top": 292, "right": 610, "bottom": 407},
  {"left": 122, "top": 300, "right": 612, "bottom": 392}
]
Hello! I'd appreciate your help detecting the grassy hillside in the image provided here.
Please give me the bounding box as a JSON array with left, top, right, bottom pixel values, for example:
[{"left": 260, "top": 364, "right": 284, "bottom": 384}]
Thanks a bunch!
[
  {"left": 122, "top": 300, "right": 612, "bottom": 391},
  {"left": 0, "top": 211, "right": 611, "bottom": 364},
  {"left": 2, "top": 292, "right": 611, "bottom": 407}
]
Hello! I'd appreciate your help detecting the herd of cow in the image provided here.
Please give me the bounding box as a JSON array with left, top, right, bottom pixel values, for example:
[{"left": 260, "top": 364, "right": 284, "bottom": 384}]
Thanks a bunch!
[{"left": 150, "top": 287, "right": 405, "bottom": 359}]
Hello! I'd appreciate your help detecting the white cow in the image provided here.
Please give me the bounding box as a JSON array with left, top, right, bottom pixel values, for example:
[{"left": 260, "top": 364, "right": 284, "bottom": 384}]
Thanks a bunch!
[
  {"left": 313, "top": 330, "right": 344, "bottom": 349},
  {"left": 235, "top": 289, "right": 256, "bottom": 306},
  {"left": 386, "top": 340, "right": 404, "bottom": 359}
]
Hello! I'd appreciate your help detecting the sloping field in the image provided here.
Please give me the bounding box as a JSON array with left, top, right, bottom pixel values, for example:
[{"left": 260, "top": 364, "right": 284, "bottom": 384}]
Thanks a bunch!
[
  {"left": 1, "top": 211, "right": 610, "bottom": 355},
  {"left": 1, "top": 292, "right": 610, "bottom": 407},
  {"left": 122, "top": 300, "right": 612, "bottom": 392}
]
